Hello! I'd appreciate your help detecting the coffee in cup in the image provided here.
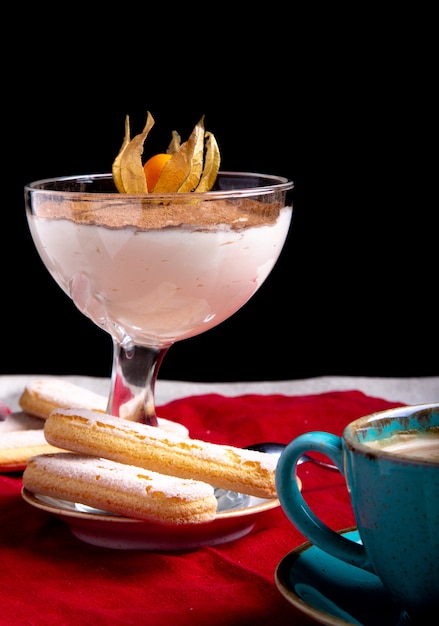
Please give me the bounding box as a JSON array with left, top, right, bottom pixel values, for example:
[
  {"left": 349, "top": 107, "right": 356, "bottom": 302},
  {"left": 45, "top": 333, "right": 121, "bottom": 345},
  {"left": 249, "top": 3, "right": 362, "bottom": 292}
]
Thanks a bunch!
[
  {"left": 275, "top": 402, "right": 439, "bottom": 623},
  {"left": 362, "top": 429, "right": 439, "bottom": 460}
]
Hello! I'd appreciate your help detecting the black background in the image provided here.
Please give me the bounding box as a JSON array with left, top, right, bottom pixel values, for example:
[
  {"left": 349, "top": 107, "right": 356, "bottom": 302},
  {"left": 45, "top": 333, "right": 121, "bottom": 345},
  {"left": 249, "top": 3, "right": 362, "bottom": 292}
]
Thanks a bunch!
[{"left": 2, "top": 8, "right": 437, "bottom": 381}]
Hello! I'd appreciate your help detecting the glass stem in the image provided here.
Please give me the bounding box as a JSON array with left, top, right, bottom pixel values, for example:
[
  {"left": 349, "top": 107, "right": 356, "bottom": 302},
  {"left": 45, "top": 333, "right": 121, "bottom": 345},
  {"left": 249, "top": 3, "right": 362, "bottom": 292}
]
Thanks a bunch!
[{"left": 107, "top": 340, "right": 169, "bottom": 426}]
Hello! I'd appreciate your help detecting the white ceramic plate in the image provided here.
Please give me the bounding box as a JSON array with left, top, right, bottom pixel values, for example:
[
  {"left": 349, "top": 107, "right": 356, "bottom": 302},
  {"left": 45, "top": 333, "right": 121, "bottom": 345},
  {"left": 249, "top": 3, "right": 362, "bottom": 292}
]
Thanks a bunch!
[{"left": 22, "top": 487, "right": 279, "bottom": 550}]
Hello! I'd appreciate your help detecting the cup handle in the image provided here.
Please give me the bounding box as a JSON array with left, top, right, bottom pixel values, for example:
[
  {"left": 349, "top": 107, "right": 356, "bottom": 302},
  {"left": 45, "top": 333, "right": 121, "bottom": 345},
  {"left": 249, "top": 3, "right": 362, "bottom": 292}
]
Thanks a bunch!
[{"left": 276, "top": 431, "right": 374, "bottom": 573}]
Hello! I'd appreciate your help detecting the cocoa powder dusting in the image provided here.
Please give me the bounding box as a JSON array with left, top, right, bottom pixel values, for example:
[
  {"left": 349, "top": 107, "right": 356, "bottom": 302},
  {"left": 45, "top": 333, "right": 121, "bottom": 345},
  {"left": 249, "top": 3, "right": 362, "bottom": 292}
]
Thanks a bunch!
[{"left": 33, "top": 195, "right": 285, "bottom": 231}]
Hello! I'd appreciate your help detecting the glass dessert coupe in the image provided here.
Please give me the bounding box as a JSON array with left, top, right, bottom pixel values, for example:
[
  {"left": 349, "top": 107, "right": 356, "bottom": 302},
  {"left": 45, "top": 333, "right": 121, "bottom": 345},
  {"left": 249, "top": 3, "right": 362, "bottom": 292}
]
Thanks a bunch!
[{"left": 25, "top": 171, "right": 294, "bottom": 427}]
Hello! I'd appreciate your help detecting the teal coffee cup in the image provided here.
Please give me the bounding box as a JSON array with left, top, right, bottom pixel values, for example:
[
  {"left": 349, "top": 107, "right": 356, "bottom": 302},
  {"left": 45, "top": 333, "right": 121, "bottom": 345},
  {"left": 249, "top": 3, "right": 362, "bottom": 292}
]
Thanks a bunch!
[{"left": 275, "top": 403, "right": 439, "bottom": 623}]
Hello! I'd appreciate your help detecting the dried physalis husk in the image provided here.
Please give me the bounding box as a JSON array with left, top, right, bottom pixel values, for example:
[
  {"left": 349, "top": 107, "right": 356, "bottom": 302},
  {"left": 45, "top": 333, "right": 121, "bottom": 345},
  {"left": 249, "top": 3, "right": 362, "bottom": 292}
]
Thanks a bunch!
[
  {"left": 112, "top": 113, "right": 220, "bottom": 193},
  {"left": 167, "top": 130, "right": 181, "bottom": 155},
  {"left": 195, "top": 132, "right": 221, "bottom": 192},
  {"left": 154, "top": 116, "right": 206, "bottom": 193},
  {"left": 112, "top": 112, "right": 155, "bottom": 193}
]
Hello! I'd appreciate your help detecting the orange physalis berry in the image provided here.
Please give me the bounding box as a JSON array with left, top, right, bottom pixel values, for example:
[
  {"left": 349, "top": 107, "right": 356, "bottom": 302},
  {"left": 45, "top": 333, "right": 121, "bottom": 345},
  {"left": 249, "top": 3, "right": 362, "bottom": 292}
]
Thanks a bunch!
[{"left": 143, "top": 153, "right": 173, "bottom": 191}]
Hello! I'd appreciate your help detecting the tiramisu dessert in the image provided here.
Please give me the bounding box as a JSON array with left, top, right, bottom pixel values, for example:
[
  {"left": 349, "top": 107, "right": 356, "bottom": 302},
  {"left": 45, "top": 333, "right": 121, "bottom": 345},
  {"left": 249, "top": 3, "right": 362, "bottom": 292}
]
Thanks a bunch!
[{"left": 26, "top": 113, "right": 292, "bottom": 347}]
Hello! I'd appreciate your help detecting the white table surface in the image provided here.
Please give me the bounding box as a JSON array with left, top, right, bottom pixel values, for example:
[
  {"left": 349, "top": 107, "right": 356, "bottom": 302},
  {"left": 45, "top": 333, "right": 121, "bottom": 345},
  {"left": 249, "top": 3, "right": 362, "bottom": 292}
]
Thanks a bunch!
[{"left": 1, "top": 374, "right": 438, "bottom": 413}]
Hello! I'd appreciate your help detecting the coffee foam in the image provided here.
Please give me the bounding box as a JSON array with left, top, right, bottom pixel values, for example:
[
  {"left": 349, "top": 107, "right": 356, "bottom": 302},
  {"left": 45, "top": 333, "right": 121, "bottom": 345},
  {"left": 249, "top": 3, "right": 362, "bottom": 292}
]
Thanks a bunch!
[{"left": 364, "top": 431, "right": 439, "bottom": 462}]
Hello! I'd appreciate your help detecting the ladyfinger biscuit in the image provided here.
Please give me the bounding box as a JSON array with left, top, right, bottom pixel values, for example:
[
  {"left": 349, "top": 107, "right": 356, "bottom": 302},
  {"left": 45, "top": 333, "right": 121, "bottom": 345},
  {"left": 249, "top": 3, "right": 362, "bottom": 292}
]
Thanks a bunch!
[
  {"left": 44, "top": 409, "right": 278, "bottom": 499},
  {"left": 23, "top": 453, "right": 217, "bottom": 525},
  {"left": 0, "top": 430, "right": 64, "bottom": 471},
  {"left": 19, "top": 379, "right": 107, "bottom": 420},
  {"left": 19, "top": 378, "right": 189, "bottom": 437},
  {"left": 0, "top": 411, "right": 43, "bottom": 433}
]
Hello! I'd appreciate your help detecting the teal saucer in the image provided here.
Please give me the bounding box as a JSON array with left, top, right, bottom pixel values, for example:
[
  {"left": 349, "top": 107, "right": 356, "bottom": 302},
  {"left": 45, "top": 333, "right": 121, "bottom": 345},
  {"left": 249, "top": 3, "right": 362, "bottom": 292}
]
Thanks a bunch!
[{"left": 275, "top": 528, "right": 403, "bottom": 626}]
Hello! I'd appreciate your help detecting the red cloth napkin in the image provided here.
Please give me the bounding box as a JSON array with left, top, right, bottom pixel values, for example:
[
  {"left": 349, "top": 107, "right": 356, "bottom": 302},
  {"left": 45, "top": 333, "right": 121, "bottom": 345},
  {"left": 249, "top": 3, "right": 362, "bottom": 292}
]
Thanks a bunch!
[{"left": 0, "top": 391, "right": 403, "bottom": 626}]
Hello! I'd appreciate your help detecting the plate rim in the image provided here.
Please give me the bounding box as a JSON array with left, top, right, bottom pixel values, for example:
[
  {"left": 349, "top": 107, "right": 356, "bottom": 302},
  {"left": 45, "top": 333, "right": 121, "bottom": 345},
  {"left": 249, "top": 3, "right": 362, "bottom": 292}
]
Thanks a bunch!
[{"left": 22, "top": 486, "right": 280, "bottom": 525}]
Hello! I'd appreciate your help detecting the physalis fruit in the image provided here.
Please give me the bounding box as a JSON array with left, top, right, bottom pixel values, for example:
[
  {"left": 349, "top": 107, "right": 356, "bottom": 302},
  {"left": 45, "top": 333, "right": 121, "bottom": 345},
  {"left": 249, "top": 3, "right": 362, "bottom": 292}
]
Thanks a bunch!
[{"left": 112, "top": 112, "right": 220, "bottom": 194}]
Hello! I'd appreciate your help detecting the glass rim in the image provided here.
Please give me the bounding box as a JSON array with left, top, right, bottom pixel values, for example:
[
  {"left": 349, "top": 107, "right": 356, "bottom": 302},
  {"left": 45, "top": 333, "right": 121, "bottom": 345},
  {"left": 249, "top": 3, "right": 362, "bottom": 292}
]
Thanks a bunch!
[{"left": 25, "top": 171, "right": 294, "bottom": 200}]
